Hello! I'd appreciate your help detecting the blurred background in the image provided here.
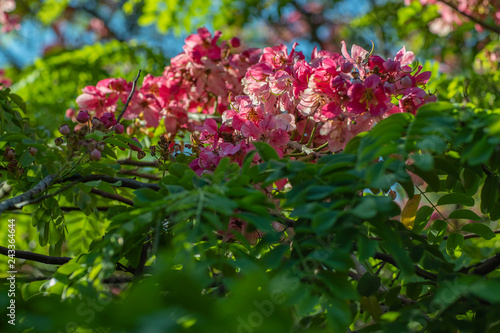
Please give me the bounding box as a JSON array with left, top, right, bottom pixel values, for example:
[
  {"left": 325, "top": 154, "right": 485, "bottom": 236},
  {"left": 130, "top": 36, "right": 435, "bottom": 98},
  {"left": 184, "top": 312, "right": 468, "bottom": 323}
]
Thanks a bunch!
[{"left": 0, "top": 0, "right": 498, "bottom": 132}]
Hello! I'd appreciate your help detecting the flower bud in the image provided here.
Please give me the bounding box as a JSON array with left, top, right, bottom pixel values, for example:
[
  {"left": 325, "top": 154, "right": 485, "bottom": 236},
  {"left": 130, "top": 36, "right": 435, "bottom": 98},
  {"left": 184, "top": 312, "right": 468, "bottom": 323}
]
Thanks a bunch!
[
  {"left": 388, "top": 190, "right": 397, "bottom": 200},
  {"left": 341, "top": 61, "right": 353, "bottom": 73},
  {"left": 230, "top": 37, "right": 240, "bottom": 48},
  {"left": 90, "top": 149, "right": 101, "bottom": 161},
  {"left": 149, "top": 145, "right": 156, "bottom": 156},
  {"left": 400, "top": 76, "right": 412, "bottom": 88},
  {"left": 4, "top": 147, "right": 15, "bottom": 160},
  {"left": 28, "top": 147, "right": 37, "bottom": 156},
  {"left": 100, "top": 112, "right": 116, "bottom": 128},
  {"left": 129, "top": 137, "right": 142, "bottom": 152},
  {"left": 59, "top": 124, "right": 71, "bottom": 136},
  {"left": 114, "top": 123, "right": 124, "bottom": 134},
  {"left": 137, "top": 151, "right": 146, "bottom": 160},
  {"left": 76, "top": 110, "right": 91, "bottom": 123},
  {"left": 55, "top": 137, "right": 64, "bottom": 146},
  {"left": 91, "top": 117, "right": 101, "bottom": 127},
  {"left": 96, "top": 142, "right": 106, "bottom": 152}
]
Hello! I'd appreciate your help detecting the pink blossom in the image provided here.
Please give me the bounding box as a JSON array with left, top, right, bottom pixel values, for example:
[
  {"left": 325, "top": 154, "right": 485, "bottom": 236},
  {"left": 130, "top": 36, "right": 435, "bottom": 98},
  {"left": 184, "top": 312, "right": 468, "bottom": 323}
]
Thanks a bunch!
[{"left": 126, "top": 92, "right": 161, "bottom": 128}]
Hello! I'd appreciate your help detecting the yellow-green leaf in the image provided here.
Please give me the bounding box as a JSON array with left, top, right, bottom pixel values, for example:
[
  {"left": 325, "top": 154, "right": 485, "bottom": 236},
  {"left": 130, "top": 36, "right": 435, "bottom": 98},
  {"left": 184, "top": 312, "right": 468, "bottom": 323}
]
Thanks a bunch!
[{"left": 401, "top": 194, "right": 421, "bottom": 230}]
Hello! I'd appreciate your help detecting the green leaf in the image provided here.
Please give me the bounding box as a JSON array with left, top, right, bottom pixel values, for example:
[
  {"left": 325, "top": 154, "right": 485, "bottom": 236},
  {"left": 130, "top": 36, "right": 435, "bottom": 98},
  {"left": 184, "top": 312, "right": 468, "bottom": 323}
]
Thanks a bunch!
[
  {"left": 115, "top": 134, "right": 143, "bottom": 149},
  {"left": 449, "top": 209, "right": 481, "bottom": 221},
  {"left": 446, "top": 233, "right": 464, "bottom": 259},
  {"left": 21, "top": 281, "right": 45, "bottom": 301},
  {"left": 134, "top": 188, "right": 162, "bottom": 205},
  {"left": 9, "top": 93, "right": 27, "bottom": 113},
  {"left": 437, "top": 193, "right": 475, "bottom": 207},
  {"left": 460, "top": 223, "right": 496, "bottom": 240},
  {"left": 85, "top": 130, "right": 105, "bottom": 141},
  {"left": 413, "top": 206, "right": 434, "bottom": 234},
  {"left": 481, "top": 175, "right": 499, "bottom": 214},
  {"left": 405, "top": 282, "right": 423, "bottom": 300},
  {"left": 357, "top": 272, "right": 381, "bottom": 297},
  {"left": 427, "top": 220, "right": 447, "bottom": 245},
  {"left": 252, "top": 142, "right": 279, "bottom": 161},
  {"left": 103, "top": 137, "right": 129, "bottom": 149}
]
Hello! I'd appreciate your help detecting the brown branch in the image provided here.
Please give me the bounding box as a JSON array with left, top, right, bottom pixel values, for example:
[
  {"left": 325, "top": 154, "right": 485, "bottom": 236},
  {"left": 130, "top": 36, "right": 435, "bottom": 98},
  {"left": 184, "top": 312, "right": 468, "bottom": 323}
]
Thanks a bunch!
[
  {"left": 0, "top": 175, "right": 55, "bottom": 216},
  {"left": 373, "top": 252, "right": 438, "bottom": 281},
  {"left": 118, "top": 169, "right": 161, "bottom": 181},
  {"left": 471, "top": 253, "right": 500, "bottom": 276},
  {"left": 371, "top": 229, "right": 500, "bottom": 241},
  {"left": 3, "top": 275, "right": 135, "bottom": 284},
  {"left": 117, "top": 159, "right": 159, "bottom": 167},
  {"left": 116, "top": 69, "right": 142, "bottom": 123},
  {"left": 0, "top": 245, "right": 71, "bottom": 265},
  {"left": 59, "top": 174, "right": 160, "bottom": 191},
  {"left": 60, "top": 206, "right": 110, "bottom": 212},
  {"left": 91, "top": 188, "right": 134, "bottom": 206},
  {"left": 436, "top": 0, "right": 500, "bottom": 34}
]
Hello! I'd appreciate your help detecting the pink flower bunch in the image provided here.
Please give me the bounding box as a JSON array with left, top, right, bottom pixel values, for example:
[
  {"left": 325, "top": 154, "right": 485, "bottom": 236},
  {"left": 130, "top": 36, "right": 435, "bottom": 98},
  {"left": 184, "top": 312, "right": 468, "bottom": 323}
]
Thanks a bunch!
[
  {"left": 0, "top": 69, "right": 11, "bottom": 89},
  {"left": 0, "top": 0, "right": 20, "bottom": 33},
  {"left": 405, "top": 0, "right": 500, "bottom": 34},
  {"left": 188, "top": 40, "right": 437, "bottom": 175},
  {"left": 75, "top": 27, "right": 260, "bottom": 133},
  {"left": 189, "top": 39, "right": 436, "bottom": 175}
]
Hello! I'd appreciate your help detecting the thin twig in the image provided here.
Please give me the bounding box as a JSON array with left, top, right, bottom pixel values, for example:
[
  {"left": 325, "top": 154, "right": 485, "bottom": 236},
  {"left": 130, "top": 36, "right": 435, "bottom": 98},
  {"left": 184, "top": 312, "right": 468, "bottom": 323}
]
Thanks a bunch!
[
  {"left": 373, "top": 251, "right": 438, "bottom": 281},
  {"left": 116, "top": 69, "right": 142, "bottom": 123},
  {"left": 416, "top": 186, "right": 458, "bottom": 231}
]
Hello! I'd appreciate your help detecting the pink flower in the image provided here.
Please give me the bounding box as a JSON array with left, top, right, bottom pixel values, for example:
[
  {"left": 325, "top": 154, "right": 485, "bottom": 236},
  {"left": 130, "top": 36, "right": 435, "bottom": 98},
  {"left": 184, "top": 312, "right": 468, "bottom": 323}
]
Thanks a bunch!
[
  {"left": 346, "top": 74, "right": 391, "bottom": 116},
  {"left": 341, "top": 41, "right": 369, "bottom": 76},
  {"left": 126, "top": 92, "right": 161, "bottom": 128},
  {"left": 76, "top": 86, "right": 118, "bottom": 118}
]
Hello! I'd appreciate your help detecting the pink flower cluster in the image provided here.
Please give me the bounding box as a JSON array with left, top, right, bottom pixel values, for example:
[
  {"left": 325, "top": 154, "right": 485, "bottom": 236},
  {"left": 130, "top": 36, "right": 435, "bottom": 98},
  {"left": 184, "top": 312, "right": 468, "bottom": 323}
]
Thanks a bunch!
[
  {"left": 0, "top": 0, "right": 20, "bottom": 33},
  {"left": 0, "top": 69, "right": 11, "bottom": 89},
  {"left": 190, "top": 40, "right": 436, "bottom": 175},
  {"left": 406, "top": 0, "right": 500, "bottom": 34},
  {"left": 75, "top": 27, "right": 260, "bottom": 134}
]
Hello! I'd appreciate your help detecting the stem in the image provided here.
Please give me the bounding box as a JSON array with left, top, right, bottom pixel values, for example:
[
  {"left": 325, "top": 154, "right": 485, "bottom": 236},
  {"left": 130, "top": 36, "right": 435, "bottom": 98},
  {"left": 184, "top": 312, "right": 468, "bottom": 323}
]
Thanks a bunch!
[
  {"left": 117, "top": 69, "right": 142, "bottom": 123},
  {"left": 415, "top": 186, "right": 458, "bottom": 231}
]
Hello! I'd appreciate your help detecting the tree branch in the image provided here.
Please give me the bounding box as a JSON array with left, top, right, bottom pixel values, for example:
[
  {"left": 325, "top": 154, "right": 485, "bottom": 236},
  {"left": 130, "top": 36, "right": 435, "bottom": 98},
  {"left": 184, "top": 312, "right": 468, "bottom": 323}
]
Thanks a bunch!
[
  {"left": 0, "top": 245, "right": 71, "bottom": 265},
  {"left": 471, "top": 252, "right": 500, "bottom": 276},
  {"left": 0, "top": 175, "right": 55, "bottom": 216},
  {"left": 59, "top": 174, "right": 160, "bottom": 191},
  {"left": 3, "top": 275, "right": 135, "bottom": 284},
  {"left": 436, "top": 0, "right": 500, "bottom": 34},
  {"left": 117, "top": 159, "right": 159, "bottom": 167},
  {"left": 118, "top": 169, "right": 161, "bottom": 181},
  {"left": 91, "top": 189, "right": 134, "bottom": 206}
]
